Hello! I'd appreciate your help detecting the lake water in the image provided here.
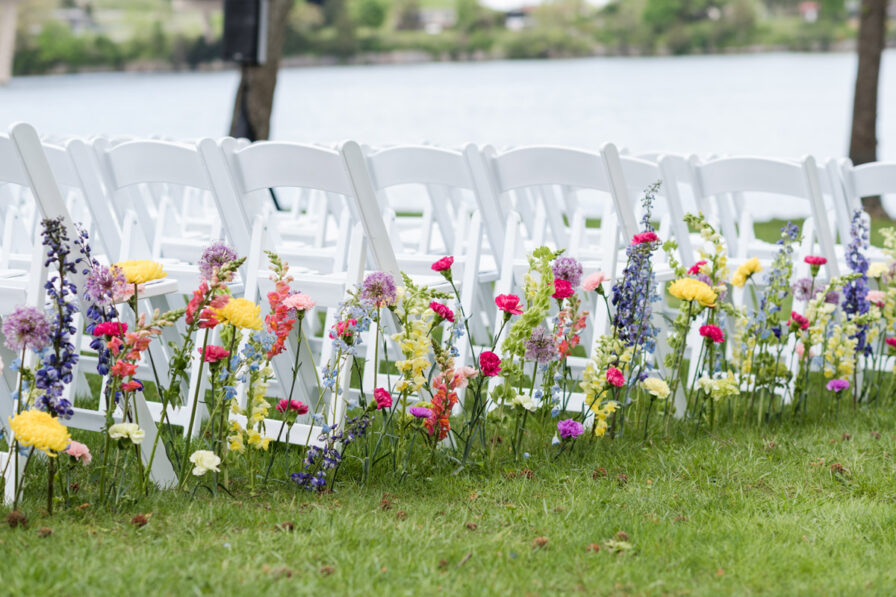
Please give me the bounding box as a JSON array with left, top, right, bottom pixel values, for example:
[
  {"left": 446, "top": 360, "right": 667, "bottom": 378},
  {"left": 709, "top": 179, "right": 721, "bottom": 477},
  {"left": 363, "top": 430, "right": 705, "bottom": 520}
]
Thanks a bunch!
[{"left": 2, "top": 51, "right": 893, "bottom": 160}]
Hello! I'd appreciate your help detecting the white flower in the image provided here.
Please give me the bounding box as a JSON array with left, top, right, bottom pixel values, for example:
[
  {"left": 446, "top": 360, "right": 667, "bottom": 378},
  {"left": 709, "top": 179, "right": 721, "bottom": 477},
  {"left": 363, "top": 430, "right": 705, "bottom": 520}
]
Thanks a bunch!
[
  {"left": 512, "top": 394, "right": 538, "bottom": 412},
  {"left": 108, "top": 422, "right": 145, "bottom": 444},
  {"left": 867, "top": 262, "right": 889, "bottom": 278},
  {"left": 641, "top": 377, "right": 670, "bottom": 400},
  {"left": 189, "top": 450, "right": 221, "bottom": 476}
]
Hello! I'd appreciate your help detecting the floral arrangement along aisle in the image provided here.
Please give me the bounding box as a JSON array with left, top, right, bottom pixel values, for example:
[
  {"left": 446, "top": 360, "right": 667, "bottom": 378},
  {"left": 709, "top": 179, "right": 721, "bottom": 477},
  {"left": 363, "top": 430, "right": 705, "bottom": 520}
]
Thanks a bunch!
[{"left": 4, "top": 195, "right": 896, "bottom": 511}]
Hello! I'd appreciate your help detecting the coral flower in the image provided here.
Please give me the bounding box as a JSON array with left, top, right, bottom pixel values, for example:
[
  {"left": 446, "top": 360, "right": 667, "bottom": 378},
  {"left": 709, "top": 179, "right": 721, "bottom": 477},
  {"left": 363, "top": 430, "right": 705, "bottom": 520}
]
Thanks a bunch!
[
  {"left": 9, "top": 409, "right": 71, "bottom": 456},
  {"left": 110, "top": 361, "right": 138, "bottom": 377},
  {"left": 121, "top": 380, "right": 143, "bottom": 393},
  {"left": 113, "top": 260, "right": 167, "bottom": 284}
]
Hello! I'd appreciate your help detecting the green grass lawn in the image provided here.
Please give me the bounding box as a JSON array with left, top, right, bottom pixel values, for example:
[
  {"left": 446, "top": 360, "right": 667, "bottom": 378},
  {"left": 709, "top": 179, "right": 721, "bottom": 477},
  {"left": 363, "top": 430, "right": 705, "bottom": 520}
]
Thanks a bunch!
[{"left": 5, "top": 405, "right": 896, "bottom": 595}]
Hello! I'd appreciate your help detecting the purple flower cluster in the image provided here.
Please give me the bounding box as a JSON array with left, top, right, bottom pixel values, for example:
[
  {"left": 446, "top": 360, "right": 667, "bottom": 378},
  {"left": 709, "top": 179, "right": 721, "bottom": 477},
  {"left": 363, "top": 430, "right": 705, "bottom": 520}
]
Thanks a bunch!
[
  {"left": 842, "top": 209, "right": 871, "bottom": 355},
  {"left": 557, "top": 418, "right": 584, "bottom": 439},
  {"left": 611, "top": 183, "right": 661, "bottom": 350},
  {"left": 524, "top": 326, "right": 558, "bottom": 364},
  {"left": 75, "top": 231, "right": 120, "bottom": 377},
  {"left": 198, "top": 241, "right": 238, "bottom": 281},
  {"left": 551, "top": 257, "right": 583, "bottom": 288},
  {"left": 34, "top": 218, "right": 82, "bottom": 418},
  {"left": 291, "top": 414, "right": 371, "bottom": 492},
  {"left": 792, "top": 277, "right": 839, "bottom": 304},
  {"left": 84, "top": 265, "right": 127, "bottom": 306},
  {"left": 360, "top": 271, "right": 397, "bottom": 306},
  {"left": 2, "top": 306, "right": 52, "bottom": 352}
]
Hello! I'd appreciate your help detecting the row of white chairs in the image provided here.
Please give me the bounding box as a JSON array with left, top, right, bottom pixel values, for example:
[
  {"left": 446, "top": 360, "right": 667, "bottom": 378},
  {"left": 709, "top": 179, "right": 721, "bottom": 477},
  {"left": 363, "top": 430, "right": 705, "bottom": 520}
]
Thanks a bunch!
[{"left": 1, "top": 122, "right": 895, "bottom": 501}]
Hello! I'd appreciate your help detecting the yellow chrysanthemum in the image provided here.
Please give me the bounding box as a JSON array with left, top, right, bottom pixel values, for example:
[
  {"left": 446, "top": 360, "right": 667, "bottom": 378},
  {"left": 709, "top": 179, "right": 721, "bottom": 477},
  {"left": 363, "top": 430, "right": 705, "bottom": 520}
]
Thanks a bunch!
[
  {"left": 668, "top": 278, "right": 717, "bottom": 307},
  {"left": 641, "top": 377, "right": 671, "bottom": 400},
  {"left": 215, "top": 298, "right": 262, "bottom": 330},
  {"left": 9, "top": 409, "right": 71, "bottom": 456},
  {"left": 114, "top": 260, "right": 167, "bottom": 284},
  {"left": 731, "top": 257, "right": 762, "bottom": 287}
]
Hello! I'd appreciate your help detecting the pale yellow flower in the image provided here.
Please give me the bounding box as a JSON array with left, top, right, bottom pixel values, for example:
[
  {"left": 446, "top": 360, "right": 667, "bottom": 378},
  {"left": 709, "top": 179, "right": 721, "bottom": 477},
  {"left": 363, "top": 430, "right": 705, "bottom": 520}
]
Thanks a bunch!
[
  {"left": 108, "top": 422, "right": 145, "bottom": 444},
  {"left": 641, "top": 377, "right": 671, "bottom": 400},
  {"left": 868, "top": 262, "right": 889, "bottom": 278},
  {"left": 189, "top": 449, "right": 221, "bottom": 476}
]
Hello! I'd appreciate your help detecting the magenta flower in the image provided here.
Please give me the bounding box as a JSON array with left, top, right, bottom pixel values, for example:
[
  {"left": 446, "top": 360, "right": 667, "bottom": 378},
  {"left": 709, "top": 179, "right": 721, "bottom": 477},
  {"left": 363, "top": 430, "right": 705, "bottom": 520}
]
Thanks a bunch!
[
  {"left": 826, "top": 379, "right": 850, "bottom": 393},
  {"left": 409, "top": 406, "right": 432, "bottom": 419},
  {"left": 557, "top": 419, "right": 584, "bottom": 439}
]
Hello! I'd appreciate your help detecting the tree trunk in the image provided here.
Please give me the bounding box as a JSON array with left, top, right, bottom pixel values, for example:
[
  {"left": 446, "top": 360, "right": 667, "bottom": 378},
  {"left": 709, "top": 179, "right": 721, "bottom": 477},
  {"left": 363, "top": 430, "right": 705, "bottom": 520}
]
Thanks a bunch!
[
  {"left": 848, "top": 0, "right": 887, "bottom": 218},
  {"left": 229, "top": 0, "right": 294, "bottom": 141}
]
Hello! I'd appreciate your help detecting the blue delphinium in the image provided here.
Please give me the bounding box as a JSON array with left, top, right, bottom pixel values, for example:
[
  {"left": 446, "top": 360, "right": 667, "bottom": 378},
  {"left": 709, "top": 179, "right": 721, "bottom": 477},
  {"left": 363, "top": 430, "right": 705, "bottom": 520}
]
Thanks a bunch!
[
  {"left": 842, "top": 209, "right": 871, "bottom": 355},
  {"left": 291, "top": 414, "right": 371, "bottom": 491},
  {"left": 34, "top": 218, "right": 83, "bottom": 418},
  {"left": 611, "top": 182, "right": 661, "bottom": 351}
]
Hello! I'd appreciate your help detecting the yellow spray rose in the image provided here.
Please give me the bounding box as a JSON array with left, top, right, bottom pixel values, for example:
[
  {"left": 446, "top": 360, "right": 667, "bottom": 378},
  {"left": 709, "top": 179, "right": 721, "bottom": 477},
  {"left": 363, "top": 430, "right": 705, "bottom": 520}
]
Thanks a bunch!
[
  {"left": 216, "top": 298, "right": 263, "bottom": 330},
  {"left": 114, "top": 260, "right": 167, "bottom": 284},
  {"left": 731, "top": 257, "right": 762, "bottom": 287},
  {"left": 9, "top": 409, "right": 71, "bottom": 456},
  {"left": 669, "top": 278, "right": 717, "bottom": 307}
]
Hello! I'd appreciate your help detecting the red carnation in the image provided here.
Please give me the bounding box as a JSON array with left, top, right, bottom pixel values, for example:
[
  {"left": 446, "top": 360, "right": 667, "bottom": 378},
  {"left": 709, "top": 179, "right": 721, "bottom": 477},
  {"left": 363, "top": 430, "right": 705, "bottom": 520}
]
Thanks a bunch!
[
  {"left": 479, "top": 351, "right": 501, "bottom": 376},
  {"left": 495, "top": 294, "right": 523, "bottom": 315},
  {"left": 688, "top": 260, "right": 707, "bottom": 275},
  {"left": 552, "top": 279, "right": 574, "bottom": 300},
  {"left": 804, "top": 256, "right": 827, "bottom": 266},
  {"left": 93, "top": 321, "right": 127, "bottom": 337},
  {"left": 199, "top": 345, "right": 231, "bottom": 364},
  {"left": 276, "top": 399, "right": 309, "bottom": 414},
  {"left": 430, "top": 301, "right": 455, "bottom": 323},
  {"left": 887, "top": 338, "right": 896, "bottom": 350},
  {"left": 788, "top": 311, "right": 810, "bottom": 331},
  {"left": 632, "top": 231, "right": 659, "bottom": 245},
  {"left": 699, "top": 324, "right": 725, "bottom": 343},
  {"left": 374, "top": 387, "right": 393, "bottom": 410},
  {"left": 606, "top": 367, "right": 625, "bottom": 387}
]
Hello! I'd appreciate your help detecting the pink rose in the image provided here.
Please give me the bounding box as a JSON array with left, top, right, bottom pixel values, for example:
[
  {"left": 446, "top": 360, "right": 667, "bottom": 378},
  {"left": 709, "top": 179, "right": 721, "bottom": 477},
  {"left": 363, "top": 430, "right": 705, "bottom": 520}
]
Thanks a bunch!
[{"left": 582, "top": 272, "right": 608, "bottom": 292}]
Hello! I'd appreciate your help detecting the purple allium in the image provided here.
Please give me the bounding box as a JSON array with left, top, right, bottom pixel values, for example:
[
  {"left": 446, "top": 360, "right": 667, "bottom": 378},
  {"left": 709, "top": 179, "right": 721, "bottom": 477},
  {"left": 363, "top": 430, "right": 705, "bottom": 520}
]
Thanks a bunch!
[
  {"left": 557, "top": 418, "right": 584, "bottom": 439},
  {"left": 360, "top": 271, "right": 397, "bottom": 307},
  {"left": 524, "top": 326, "right": 558, "bottom": 364},
  {"left": 85, "top": 264, "right": 127, "bottom": 305},
  {"left": 409, "top": 406, "right": 432, "bottom": 419},
  {"left": 791, "top": 277, "right": 816, "bottom": 302},
  {"left": 3, "top": 306, "right": 52, "bottom": 352},
  {"left": 826, "top": 378, "right": 850, "bottom": 393},
  {"left": 552, "top": 256, "right": 583, "bottom": 288},
  {"left": 824, "top": 289, "right": 840, "bottom": 304},
  {"left": 199, "top": 241, "right": 238, "bottom": 281}
]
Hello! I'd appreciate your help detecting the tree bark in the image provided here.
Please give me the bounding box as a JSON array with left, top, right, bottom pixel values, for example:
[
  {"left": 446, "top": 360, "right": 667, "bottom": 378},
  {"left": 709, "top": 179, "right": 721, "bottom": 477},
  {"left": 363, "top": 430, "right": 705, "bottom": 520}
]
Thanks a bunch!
[
  {"left": 848, "top": 0, "right": 887, "bottom": 218},
  {"left": 229, "top": 0, "right": 294, "bottom": 141}
]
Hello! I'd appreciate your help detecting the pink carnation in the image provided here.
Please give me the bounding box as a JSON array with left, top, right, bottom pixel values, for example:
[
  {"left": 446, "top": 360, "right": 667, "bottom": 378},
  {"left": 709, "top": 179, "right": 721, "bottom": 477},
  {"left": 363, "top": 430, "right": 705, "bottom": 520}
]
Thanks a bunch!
[
  {"left": 283, "top": 293, "right": 315, "bottom": 312},
  {"left": 552, "top": 279, "right": 574, "bottom": 300},
  {"left": 430, "top": 301, "right": 455, "bottom": 323},
  {"left": 688, "top": 260, "right": 708, "bottom": 275},
  {"left": 276, "top": 399, "right": 309, "bottom": 414},
  {"left": 698, "top": 324, "right": 725, "bottom": 343},
  {"left": 632, "top": 231, "right": 659, "bottom": 245},
  {"left": 495, "top": 294, "right": 523, "bottom": 315},
  {"left": 66, "top": 441, "right": 92, "bottom": 465},
  {"left": 582, "top": 272, "right": 608, "bottom": 292},
  {"left": 788, "top": 311, "right": 809, "bottom": 331},
  {"left": 804, "top": 256, "right": 827, "bottom": 266},
  {"left": 479, "top": 351, "right": 501, "bottom": 376},
  {"left": 886, "top": 337, "right": 896, "bottom": 350},
  {"left": 93, "top": 321, "right": 128, "bottom": 337},
  {"left": 606, "top": 367, "right": 625, "bottom": 387},
  {"left": 431, "top": 256, "right": 454, "bottom": 272},
  {"left": 374, "top": 388, "right": 393, "bottom": 410},
  {"left": 868, "top": 290, "right": 886, "bottom": 307}
]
